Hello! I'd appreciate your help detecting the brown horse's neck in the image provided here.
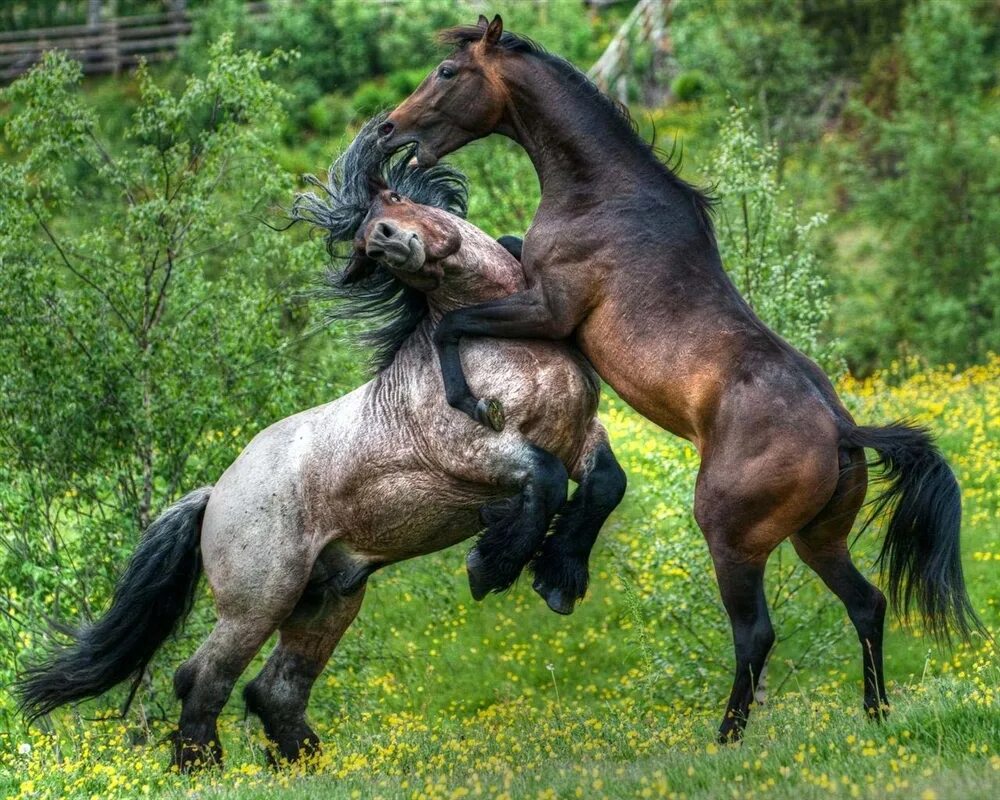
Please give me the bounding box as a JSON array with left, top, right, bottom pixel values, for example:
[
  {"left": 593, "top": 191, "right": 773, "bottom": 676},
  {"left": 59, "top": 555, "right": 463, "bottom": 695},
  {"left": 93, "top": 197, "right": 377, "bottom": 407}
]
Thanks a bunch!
[{"left": 496, "top": 56, "right": 663, "bottom": 199}]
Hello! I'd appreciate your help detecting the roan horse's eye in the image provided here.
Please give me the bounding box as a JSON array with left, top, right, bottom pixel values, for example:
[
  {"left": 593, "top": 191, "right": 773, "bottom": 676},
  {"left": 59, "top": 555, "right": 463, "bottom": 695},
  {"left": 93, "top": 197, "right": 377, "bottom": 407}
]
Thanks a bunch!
[{"left": 389, "top": 192, "right": 402, "bottom": 203}]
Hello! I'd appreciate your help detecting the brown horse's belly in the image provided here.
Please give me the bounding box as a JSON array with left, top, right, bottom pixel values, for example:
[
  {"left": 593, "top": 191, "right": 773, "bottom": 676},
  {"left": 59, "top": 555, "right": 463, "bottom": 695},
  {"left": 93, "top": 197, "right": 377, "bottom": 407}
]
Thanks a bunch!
[{"left": 575, "top": 301, "right": 717, "bottom": 445}]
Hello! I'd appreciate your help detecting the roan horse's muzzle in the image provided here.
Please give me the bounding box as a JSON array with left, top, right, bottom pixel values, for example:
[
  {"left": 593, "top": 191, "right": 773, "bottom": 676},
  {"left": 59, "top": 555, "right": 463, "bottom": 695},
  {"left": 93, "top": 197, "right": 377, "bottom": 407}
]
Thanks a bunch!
[{"left": 365, "top": 220, "right": 426, "bottom": 272}]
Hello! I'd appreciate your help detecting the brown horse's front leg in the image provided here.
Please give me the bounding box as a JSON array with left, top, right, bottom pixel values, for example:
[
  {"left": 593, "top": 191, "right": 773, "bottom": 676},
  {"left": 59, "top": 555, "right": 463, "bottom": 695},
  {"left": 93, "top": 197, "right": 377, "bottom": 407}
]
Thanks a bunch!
[{"left": 433, "top": 286, "right": 575, "bottom": 430}]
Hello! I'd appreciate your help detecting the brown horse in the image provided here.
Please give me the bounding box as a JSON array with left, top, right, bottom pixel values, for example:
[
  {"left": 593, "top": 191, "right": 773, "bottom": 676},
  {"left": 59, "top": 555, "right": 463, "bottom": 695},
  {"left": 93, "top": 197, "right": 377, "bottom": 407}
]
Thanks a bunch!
[
  {"left": 17, "top": 127, "right": 625, "bottom": 769},
  {"left": 379, "top": 15, "right": 984, "bottom": 741}
]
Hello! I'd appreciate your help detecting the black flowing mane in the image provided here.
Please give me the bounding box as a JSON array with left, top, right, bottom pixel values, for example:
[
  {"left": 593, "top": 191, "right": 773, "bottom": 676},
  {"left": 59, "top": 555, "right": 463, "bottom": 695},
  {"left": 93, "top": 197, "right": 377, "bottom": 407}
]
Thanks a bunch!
[
  {"left": 292, "top": 115, "right": 468, "bottom": 371},
  {"left": 441, "top": 25, "right": 716, "bottom": 233}
]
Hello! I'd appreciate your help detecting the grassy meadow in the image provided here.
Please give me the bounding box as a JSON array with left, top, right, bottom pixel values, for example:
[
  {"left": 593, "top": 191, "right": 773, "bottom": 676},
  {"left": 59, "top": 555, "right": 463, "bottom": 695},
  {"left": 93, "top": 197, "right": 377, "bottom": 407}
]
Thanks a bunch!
[{"left": 2, "top": 358, "right": 997, "bottom": 800}]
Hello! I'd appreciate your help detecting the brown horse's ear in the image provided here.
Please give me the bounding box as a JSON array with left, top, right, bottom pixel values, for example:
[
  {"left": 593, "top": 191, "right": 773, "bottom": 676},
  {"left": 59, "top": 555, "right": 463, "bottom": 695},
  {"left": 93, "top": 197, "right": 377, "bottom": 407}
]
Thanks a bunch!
[
  {"left": 477, "top": 14, "right": 489, "bottom": 28},
  {"left": 342, "top": 254, "right": 376, "bottom": 285},
  {"left": 484, "top": 15, "right": 503, "bottom": 47}
]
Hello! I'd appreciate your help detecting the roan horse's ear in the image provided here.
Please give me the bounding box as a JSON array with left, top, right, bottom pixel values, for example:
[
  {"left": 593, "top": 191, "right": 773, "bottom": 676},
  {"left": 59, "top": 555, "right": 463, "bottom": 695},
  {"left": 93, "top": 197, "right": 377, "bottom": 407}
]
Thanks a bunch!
[
  {"left": 366, "top": 172, "right": 388, "bottom": 198},
  {"left": 342, "top": 254, "right": 376, "bottom": 285},
  {"left": 483, "top": 14, "right": 503, "bottom": 47}
]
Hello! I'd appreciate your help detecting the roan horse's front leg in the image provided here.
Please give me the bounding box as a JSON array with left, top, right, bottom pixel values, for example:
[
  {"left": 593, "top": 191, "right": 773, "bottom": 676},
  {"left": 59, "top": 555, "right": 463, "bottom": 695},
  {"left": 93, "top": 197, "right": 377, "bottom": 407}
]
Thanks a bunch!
[
  {"left": 466, "top": 445, "right": 568, "bottom": 599},
  {"left": 530, "top": 422, "right": 626, "bottom": 615},
  {"left": 434, "top": 286, "right": 576, "bottom": 431}
]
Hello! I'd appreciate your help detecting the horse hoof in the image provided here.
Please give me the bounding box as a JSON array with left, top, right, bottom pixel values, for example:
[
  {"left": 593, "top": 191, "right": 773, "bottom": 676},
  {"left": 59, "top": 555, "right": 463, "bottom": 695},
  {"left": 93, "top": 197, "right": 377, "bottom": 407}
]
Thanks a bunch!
[
  {"left": 533, "top": 578, "right": 575, "bottom": 616},
  {"left": 466, "top": 550, "right": 490, "bottom": 601},
  {"left": 475, "top": 398, "right": 505, "bottom": 432}
]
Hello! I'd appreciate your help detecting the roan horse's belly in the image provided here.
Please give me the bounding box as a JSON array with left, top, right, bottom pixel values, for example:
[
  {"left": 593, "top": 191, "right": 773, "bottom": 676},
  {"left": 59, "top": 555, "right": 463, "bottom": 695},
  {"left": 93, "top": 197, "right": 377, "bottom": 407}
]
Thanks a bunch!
[{"left": 326, "top": 336, "right": 599, "bottom": 564}]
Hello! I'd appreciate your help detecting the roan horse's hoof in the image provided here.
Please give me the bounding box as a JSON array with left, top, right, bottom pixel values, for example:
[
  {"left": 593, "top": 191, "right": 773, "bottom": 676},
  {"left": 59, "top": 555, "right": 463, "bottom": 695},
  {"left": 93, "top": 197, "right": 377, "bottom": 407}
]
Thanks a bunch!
[
  {"left": 532, "top": 577, "right": 575, "bottom": 616},
  {"left": 474, "top": 397, "right": 505, "bottom": 432},
  {"left": 466, "top": 549, "right": 490, "bottom": 601}
]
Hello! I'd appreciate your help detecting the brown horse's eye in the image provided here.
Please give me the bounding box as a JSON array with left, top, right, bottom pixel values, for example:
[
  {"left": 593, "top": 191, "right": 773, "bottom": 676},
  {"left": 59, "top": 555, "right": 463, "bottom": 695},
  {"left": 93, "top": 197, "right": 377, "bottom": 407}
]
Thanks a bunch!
[
  {"left": 389, "top": 192, "right": 402, "bottom": 203},
  {"left": 438, "top": 66, "right": 455, "bottom": 80}
]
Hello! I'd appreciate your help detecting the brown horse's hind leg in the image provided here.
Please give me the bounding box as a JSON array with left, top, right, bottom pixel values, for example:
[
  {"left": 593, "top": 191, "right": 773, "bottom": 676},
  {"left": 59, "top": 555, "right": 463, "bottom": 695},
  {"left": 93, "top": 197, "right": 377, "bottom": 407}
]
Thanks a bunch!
[
  {"left": 244, "top": 587, "right": 365, "bottom": 765},
  {"left": 792, "top": 448, "right": 888, "bottom": 719},
  {"left": 171, "top": 616, "right": 277, "bottom": 771},
  {"left": 530, "top": 423, "right": 626, "bottom": 615},
  {"left": 705, "top": 547, "right": 775, "bottom": 743},
  {"left": 696, "top": 426, "right": 841, "bottom": 743}
]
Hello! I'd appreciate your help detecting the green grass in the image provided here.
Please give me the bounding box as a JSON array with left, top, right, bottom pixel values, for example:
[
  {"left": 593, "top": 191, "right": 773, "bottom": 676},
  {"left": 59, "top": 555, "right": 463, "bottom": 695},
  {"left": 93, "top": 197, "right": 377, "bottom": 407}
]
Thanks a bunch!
[{"left": 2, "top": 360, "right": 997, "bottom": 799}]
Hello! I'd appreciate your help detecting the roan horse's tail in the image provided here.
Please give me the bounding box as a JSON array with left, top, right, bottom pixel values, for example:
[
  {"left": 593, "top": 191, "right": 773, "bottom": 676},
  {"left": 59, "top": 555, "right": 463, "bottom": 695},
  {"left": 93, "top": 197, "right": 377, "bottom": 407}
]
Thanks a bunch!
[
  {"left": 17, "top": 487, "right": 212, "bottom": 721},
  {"left": 841, "top": 423, "right": 984, "bottom": 643}
]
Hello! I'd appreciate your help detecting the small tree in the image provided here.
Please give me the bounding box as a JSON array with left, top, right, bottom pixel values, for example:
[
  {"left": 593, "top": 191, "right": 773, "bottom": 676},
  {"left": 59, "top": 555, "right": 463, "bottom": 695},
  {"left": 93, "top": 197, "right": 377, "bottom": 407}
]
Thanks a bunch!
[
  {"left": 710, "top": 106, "right": 836, "bottom": 366},
  {"left": 852, "top": 0, "right": 1000, "bottom": 367},
  {"left": 0, "top": 38, "right": 322, "bottom": 702}
]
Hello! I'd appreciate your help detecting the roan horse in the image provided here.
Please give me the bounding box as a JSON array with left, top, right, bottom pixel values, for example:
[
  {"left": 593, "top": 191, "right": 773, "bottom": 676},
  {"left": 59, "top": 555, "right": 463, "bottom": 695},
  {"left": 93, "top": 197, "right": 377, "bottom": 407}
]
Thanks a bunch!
[
  {"left": 17, "top": 126, "right": 625, "bottom": 769},
  {"left": 378, "top": 15, "right": 985, "bottom": 740}
]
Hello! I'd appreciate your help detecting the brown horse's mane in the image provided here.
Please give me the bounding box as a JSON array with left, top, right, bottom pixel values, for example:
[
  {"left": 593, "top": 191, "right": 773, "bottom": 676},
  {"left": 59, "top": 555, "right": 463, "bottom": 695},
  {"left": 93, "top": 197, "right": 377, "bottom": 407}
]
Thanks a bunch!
[
  {"left": 441, "top": 26, "right": 717, "bottom": 234},
  {"left": 292, "top": 115, "right": 469, "bottom": 372}
]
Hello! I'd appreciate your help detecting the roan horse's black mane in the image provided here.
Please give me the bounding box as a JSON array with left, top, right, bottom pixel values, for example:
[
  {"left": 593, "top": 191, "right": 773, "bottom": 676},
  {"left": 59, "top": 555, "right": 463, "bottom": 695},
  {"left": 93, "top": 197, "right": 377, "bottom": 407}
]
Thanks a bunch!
[
  {"left": 441, "top": 25, "right": 717, "bottom": 233},
  {"left": 292, "top": 115, "right": 468, "bottom": 371}
]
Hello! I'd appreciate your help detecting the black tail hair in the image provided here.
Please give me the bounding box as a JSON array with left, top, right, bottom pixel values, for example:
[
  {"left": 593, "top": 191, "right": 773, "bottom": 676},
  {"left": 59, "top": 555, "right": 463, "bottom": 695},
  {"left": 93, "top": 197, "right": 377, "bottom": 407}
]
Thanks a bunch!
[
  {"left": 17, "top": 486, "right": 211, "bottom": 721},
  {"left": 842, "top": 423, "right": 984, "bottom": 643}
]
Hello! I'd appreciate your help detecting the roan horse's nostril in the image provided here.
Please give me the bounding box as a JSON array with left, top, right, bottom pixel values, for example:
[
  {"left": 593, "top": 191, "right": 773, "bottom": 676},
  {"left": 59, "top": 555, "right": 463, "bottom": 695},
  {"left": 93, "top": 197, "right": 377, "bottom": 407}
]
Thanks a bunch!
[
  {"left": 375, "top": 222, "right": 397, "bottom": 239},
  {"left": 377, "top": 121, "right": 395, "bottom": 138}
]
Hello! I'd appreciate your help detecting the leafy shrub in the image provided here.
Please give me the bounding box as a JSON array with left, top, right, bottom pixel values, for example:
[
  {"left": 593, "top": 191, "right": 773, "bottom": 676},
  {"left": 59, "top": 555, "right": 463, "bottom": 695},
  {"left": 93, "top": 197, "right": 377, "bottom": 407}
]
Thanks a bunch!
[
  {"left": 671, "top": 70, "right": 708, "bottom": 102},
  {"left": 842, "top": 0, "right": 1000, "bottom": 369},
  {"left": 305, "top": 94, "right": 353, "bottom": 136},
  {"left": 0, "top": 38, "right": 347, "bottom": 717},
  {"left": 351, "top": 79, "right": 398, "bottom": 118},
  {"left": 710, "top": 106, "right": 836, "bottom": 366}
]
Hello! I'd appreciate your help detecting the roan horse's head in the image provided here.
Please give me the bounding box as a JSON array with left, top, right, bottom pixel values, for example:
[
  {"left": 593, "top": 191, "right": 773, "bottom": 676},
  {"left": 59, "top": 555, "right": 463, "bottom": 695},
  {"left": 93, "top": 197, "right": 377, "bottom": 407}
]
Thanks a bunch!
[
  {"left": 291, "top": 115, "right": 518, "bottom": 370},
  {"left": 352, "top": 180, "right": 462, "bottom": 292},
  {"left": 378, "top": 15, "right": 510, "bottom": 167}
]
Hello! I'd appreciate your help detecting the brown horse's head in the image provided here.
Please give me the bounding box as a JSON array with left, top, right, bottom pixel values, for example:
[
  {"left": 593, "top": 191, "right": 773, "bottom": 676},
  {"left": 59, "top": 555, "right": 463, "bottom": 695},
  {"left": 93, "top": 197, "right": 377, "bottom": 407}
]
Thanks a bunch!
[
  {"left": 352, "top": 181, "right": 462, "bottom": 291},
  {"left": 379, "top": 15, "right": 509, "bottom": 167}
]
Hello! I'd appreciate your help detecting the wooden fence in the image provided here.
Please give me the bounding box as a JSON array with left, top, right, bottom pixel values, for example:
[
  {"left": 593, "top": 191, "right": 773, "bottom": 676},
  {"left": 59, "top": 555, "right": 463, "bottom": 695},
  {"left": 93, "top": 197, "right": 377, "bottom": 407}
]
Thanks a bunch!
[{"left": 0, "top": 1, "right": 269, "bottom": 82}]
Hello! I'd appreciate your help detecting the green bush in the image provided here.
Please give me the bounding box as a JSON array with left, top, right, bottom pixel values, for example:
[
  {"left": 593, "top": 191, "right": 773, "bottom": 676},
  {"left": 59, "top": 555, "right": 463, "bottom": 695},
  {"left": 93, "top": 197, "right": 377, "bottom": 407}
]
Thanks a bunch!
[
  {"left": 351, "top": 79, "right": 398, "bottom": 118},
  {"left": 305, "top": 93, "right": 353, "bottom": 136},
  {"left": 842, "top": 0, "right": 1000, "bottom": 369},
  {"left": 671, "top": 70, "right": 708, "bottom": 102},
  {"left": 0, "top": 38, "right": 351, "bottom": 715},
  {"left": 709, "top": 106, "right": 837, "bottom": 367}
]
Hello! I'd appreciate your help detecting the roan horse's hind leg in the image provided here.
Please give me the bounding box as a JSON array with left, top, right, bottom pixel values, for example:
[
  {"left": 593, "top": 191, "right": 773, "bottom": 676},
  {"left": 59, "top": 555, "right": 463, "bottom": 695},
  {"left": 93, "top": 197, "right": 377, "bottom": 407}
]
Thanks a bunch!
[
  {"left": 244, "top": 588, "right": 366, "bottom": 765},
  {"left": 171, "top": 616, "right": 278, "bottom": 770},
  {"left": 467, "top": 445, "right": 568, "bottom": 600},
  {"left": 530, "top": 422, "right": 626, "bottom": 614}
]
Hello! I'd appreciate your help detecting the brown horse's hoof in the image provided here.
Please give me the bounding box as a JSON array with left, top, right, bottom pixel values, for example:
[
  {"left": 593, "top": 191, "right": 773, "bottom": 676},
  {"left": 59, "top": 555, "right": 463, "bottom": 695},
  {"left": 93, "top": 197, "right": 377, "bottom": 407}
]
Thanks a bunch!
[
  {"left": 466, "top": 549, "right": 490, "bottom": 601},
  {"left": 475, "top": 397, "right": 505, "bottom": 432},
  {"left": 532, "top": 577, "right": 575, "bottom": 615}
]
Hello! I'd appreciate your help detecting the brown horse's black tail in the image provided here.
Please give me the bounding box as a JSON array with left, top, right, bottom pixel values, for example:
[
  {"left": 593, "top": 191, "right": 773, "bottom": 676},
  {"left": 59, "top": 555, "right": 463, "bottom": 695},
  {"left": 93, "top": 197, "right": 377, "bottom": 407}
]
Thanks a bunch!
[
  {"left": 841, "top": 423, "right": 984, "bottom": 643},
  {"left": 17, "top": 487, "right": 211, "bottom": 721}
]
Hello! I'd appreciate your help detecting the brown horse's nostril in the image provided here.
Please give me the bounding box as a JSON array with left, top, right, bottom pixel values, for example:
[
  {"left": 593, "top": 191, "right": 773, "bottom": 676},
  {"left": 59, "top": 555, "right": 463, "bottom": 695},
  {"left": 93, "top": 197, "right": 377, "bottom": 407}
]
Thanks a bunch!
[{"left": 378, "top": 121, "right": 395, "bottom": 138}]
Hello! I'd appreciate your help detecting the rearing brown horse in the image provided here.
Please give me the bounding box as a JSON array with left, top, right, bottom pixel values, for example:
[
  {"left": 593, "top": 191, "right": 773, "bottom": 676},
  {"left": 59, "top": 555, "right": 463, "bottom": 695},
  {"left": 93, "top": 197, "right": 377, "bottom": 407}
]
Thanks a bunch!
[{"left": 379, "top": 15, "right": 984, "bottom": 741}]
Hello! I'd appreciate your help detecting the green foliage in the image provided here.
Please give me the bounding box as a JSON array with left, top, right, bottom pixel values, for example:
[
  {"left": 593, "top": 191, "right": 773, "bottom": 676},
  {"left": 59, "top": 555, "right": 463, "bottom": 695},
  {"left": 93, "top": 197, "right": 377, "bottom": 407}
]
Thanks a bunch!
[
  {"left": 673, "top": 0, "right": 828, "bottom": 154},
  {"left": 181, "top": 0, "right": 621, "bottom": 134},
  {"left": 843, "top": 0, "right": 1000, "bottom": 369},
  {"left": 710, "top": 107, "right": 836, "bottom": 366},
  {"left": 670, "top": 70, "right": 708, "bottom": 103},
  {"left": 0, "top": 38, "right": 340, "bottom": 699}
]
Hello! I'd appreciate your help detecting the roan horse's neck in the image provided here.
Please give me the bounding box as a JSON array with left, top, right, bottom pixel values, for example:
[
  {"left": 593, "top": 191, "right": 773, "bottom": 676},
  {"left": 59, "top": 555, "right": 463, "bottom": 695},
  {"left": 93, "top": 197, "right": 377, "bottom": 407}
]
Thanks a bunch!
[
  {"left": 496, "top": 56, "right": 661, "bottom": 199},
  {"left": 425, "top": 221, "right": 526, "bottom": 318}
]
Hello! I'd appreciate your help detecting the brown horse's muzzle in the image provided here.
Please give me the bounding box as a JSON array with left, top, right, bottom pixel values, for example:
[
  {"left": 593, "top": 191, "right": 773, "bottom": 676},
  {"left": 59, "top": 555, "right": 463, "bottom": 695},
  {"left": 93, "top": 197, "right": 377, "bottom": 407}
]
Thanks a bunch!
[{"left": 365, "top": 221, "right": 426, "bottom": 273}]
